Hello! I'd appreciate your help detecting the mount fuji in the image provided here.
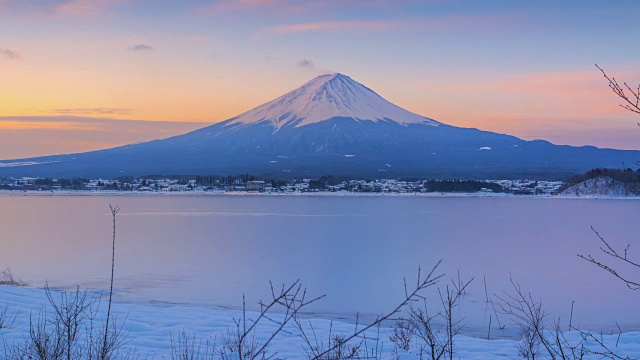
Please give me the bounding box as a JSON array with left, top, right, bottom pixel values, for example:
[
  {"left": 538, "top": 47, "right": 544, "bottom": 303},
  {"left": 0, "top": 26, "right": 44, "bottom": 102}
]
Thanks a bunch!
[{"left": 1, "top": 73, "right": 638, "bottom": 179}]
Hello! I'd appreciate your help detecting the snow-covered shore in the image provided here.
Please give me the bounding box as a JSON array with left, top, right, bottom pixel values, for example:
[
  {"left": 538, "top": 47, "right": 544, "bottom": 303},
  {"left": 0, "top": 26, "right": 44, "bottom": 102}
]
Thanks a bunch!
[
  {"left": 1, "top": 285, "right": 639, "bottom": 359},
  {"left": 0, "top": 189, "right": 518, "bottom": 198},
  {"left": 2, "top": 190, "right": 640, "bottom": 200},
  {"left": 0, "top": 189, "right": 565, "bottom": 198}
]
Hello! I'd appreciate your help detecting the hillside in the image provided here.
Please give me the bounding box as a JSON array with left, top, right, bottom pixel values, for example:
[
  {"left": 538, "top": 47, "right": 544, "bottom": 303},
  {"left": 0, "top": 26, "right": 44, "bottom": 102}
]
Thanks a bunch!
[{"left": 558, "top": 168, "right": 640, "bottom": 197}]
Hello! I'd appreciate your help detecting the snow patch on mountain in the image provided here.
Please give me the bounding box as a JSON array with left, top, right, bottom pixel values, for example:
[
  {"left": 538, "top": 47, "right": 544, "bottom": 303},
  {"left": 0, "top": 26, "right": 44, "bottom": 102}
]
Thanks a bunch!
[
  {"left": 226, "top": 73, "right": 440, "bottom": 130},
  {"left": 559, "top": 176, "right": 639, "bottom": 198},
  {"left": 0, "top": 161, "right": 56, "bottom": 168}
]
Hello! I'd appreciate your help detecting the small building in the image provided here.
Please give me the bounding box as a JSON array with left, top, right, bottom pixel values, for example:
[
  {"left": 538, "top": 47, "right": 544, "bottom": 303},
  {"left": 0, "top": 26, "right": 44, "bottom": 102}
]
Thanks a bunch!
[{"left": 246, "top": 181, "right": 266, "bottom": 192}]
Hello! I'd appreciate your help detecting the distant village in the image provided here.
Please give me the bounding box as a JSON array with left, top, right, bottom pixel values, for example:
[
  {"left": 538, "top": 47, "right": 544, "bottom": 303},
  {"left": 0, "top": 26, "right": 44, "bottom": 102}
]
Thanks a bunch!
[{"left": 0, "top": 175, "right": 564, "bottom": 195}]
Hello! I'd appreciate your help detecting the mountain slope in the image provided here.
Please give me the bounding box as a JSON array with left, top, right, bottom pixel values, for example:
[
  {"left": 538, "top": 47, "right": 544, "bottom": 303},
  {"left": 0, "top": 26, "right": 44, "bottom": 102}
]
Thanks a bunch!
[
  {"left": 1, "top": 74, "right": 639, "bottom": 179},
  {"left": 225, "top": 73, "right": 439, "bottom": 130}
]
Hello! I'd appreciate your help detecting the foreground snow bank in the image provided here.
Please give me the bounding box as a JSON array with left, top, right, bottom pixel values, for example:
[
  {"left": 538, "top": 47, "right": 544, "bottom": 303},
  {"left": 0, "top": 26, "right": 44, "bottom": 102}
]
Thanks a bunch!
[{"left": 0, "top": 286, "right": 638, "bottom": 359}]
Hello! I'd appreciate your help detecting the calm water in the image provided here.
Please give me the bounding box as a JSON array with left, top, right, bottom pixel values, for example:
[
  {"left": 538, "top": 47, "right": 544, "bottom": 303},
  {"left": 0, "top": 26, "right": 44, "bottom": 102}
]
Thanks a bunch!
[{"left": 0, "top": 194, "right": 638, "bottom": 337}]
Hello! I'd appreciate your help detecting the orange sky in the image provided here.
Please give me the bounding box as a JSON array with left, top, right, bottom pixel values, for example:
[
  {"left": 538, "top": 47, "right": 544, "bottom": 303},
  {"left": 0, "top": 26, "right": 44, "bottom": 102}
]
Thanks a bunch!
[{"left": 1, "top": 1, "right": 639, "bottom": 158}]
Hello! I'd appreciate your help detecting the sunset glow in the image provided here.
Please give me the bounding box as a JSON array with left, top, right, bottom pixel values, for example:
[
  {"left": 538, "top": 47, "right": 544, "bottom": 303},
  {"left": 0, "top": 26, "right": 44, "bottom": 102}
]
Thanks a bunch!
[{"left": 2, "top": 0, "right": 639, "bottom": 158}]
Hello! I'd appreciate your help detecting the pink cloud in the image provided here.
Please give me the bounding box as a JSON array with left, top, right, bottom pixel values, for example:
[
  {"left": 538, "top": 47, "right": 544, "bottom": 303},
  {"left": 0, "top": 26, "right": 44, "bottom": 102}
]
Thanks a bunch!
[
  {"left": 198, "top": 0, "right": 447, "bottom": 16},
  {"left": 51, "top": 0, "right": 131, "bottom": 17},
  {"left": 0, "top": 48, "right": 21, "bottom": 60},
  {"left": 198, "top": 0, "right": 307, "bottom": 15},
  {"left": 427, "top": 69, "right": 640, "bottom": 117},
  {"left": 255, "top": 13, "right": 520, "bottom": 39},
  {"left": 260, "top": 20, "right": 402, "bottom": 37},
  {"left": 400, "top": 67, "right": 640, "bottom": 148}
]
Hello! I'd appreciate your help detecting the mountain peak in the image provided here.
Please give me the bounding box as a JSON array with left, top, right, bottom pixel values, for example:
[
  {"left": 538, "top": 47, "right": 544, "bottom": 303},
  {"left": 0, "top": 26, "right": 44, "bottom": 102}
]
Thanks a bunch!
[{"left": 225, "top": 73, "right": 440, "bottom": 130}]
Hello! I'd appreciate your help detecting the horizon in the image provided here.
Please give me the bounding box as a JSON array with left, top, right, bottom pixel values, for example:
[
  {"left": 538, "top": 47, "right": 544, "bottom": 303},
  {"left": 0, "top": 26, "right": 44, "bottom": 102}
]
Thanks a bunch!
[{"left": 2, "top": 1, "right": 640, "bottom": 159}]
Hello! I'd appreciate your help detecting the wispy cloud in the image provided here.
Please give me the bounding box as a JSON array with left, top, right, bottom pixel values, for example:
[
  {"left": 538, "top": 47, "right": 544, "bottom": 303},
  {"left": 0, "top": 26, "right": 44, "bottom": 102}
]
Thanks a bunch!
[
  {"left": 260, "top": 20, "right": 401, "bottom": 37},
  {"left": 0, "top": 116, "right": 209, "bottom": 159},
  {"left": 197, "top": 0, "right": 423, "bottom": 16},
  {"left": 296, "top": 58, "right": 314, "bottom": 69},
  {"left": 188, "top": 35, "right": 214, "bottom": 43},
  {"left": 198, "top": 0, "right": 317, "bottom": 16},
  {"left": 128, "top": 44, "right": 154, "bottom": 52},
  {"left": 256, "top": 13, "right": 519, "bottom": 39},
  {"left": 0, "top": 48, "right": 21, "bottom": 60},
  {"left": 0, "top": 119, "right": 100, "bottom": 131},
  {"left": 0, "top": 0, "right": 134, "bottom": 18},
  {"left": 52, "top": 0, "right": 130, "bottom": 17},
  {"left": 52, "top": 107, "right": 132, "bottom": 116}
]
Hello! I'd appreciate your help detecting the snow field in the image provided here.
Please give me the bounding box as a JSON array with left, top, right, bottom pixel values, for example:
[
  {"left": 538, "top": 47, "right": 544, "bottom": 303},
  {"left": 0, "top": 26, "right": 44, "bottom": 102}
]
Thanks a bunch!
[{"left": 1, "top": 286, "right": 639, "bottom": 359}]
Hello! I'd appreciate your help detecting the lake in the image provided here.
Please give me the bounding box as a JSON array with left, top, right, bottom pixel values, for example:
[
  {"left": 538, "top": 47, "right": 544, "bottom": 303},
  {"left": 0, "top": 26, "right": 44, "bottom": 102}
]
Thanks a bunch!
[{"left": 0, "top": 193, "right": 638, "bottom": 338}]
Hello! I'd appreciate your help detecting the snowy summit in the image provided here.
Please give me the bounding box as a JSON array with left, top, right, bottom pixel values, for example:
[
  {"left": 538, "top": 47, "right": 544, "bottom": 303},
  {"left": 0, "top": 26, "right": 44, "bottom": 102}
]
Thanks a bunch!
[{"left": 226, "top": 73, "right": 440, "bottom": 130}]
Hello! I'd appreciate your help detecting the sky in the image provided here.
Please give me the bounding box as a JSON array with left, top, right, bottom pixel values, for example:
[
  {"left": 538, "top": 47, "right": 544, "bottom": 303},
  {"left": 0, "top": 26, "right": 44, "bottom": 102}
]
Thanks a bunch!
[{"left": 1, "top": 0, "right": 640, "bottom": 159}]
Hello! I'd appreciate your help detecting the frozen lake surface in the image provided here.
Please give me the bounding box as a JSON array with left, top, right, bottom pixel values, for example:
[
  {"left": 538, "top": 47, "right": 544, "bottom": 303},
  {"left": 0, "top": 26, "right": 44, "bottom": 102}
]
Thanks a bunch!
[{"left": 0, "top": 194, "right": 638, "bottom": 338}]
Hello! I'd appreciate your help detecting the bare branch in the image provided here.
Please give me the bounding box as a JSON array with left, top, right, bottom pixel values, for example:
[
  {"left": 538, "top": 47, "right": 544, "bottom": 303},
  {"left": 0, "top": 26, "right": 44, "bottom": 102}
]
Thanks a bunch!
[
  {"left": 578, "top": 227, "right": 640, "bottom": 290},
  {"left": 596, "top": 64, "right": 640, "bottom": 115},
  {"left": 309, "top": 260, "right": 444, "bottom": 360}
]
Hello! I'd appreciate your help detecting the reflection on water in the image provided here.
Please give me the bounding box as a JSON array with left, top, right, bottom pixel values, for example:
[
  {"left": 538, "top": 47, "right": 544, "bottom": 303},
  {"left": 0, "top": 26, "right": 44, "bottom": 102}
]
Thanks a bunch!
[{"left": 0, "top": 194, "right": 638, "bottom": 338}]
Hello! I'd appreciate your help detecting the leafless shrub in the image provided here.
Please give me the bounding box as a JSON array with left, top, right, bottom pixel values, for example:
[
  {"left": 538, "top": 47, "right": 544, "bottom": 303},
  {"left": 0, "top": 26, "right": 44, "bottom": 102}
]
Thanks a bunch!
[
  {"left": 170, "top": 331, "right": 216, "bottom": 360},
  {"left": 310, "top": 262, "right": 443, "bottom": 360},
  {"left": 495, "top": 277, "right": 547, "bottom": 360},
  {"left": 494, "top": 276, "right": 635, "bottom": 360},
  {"left": 572, "top": 328, "right": 632, "bottom": 360},
  {"left": 405, "top": 303, "right": 447, "bottom": 360},
  {"left": 0, "top": 303, "right": 16, "bottom": 332},
  {"left": 386, "top": 271, "right": 471, "bottom": 360},
  {"left": 294, "top": 319, "right": 363, "bottom": 360},
  {"left": 291, "top": 262, "right": 443, "bottom": 360},
  {"left": 215, "top": 279, "right": 324, "bottom": 360},
  {"left": 0, "top": 268, "right": 26, "bottom": 287},
  {"left": 14, "top": 309, "right": 65, "bottom": 360},
  {"left": 389, "top": 319, "right": 412, "bottom": 352},
  {"left": 4, "top": 284, "right": 132, "bottom": 360},
  {"left": 438, "top": 274, "right": 473, "bottom": 360},
  {"left": 218, "top": 326, "right": 262, "bottom": 360},
  {"left": 46, "top": 284, "right": 95, "bottom": 360}
]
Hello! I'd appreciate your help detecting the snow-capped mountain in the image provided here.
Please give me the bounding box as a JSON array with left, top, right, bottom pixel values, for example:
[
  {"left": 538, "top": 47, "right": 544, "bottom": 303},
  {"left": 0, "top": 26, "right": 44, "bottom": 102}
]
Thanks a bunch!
[
  {"left": 226, "top": 73, "right": 439, "bottom": 130},
  {"left": 0, "top": 73, "right": 639, "bottom": 179}
]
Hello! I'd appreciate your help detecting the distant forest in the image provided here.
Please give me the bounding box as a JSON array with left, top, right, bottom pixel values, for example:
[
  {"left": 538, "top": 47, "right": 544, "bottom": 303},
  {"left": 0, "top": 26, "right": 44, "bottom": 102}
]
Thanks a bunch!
[{"left": 422, "top": 180, "right": 503, "bottom": 193}]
